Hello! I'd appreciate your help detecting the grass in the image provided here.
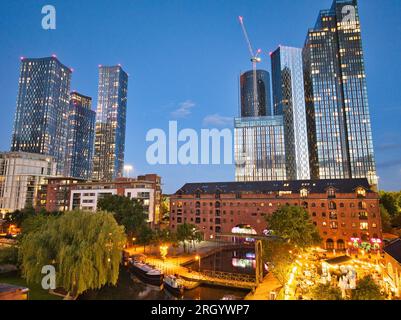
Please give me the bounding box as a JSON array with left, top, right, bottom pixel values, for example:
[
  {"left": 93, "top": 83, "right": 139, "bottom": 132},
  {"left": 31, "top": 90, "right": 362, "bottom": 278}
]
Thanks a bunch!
[{"left": 0, "top": 272, "right": 63, "bottom": 300}]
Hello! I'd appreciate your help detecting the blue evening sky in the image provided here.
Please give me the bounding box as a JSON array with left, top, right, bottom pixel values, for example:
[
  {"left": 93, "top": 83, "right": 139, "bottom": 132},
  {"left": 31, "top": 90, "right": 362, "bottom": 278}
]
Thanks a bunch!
[{"left": 0, "top": 0, "right": 400, "bottom": 194}]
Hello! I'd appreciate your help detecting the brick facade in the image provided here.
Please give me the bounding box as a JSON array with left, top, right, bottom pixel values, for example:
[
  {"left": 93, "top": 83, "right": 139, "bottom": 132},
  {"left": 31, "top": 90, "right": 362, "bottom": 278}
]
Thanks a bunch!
[{"left": 169, "top": 179, "right": 382, "bottom": 250}]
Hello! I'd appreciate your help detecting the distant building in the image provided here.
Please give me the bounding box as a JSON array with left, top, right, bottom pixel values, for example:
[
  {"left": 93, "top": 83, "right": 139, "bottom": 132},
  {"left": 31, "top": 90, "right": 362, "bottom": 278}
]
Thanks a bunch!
[
  {"left": 0, "top": 152, "right": 56, "bottom": 216},
  {"left": 240, "top": 70, "right": 272, "bottom": 117},
  {"left": 170, "top": 178, "right": 382, "bottom": 250},
  {"left": 36, "top": 177, "right": 85, "bottom": 213},
  {"left": 92, "top": 65, "right": 128, "bottom": 181},
  {"left": 64, "top": 92, "right": 96, "bottom": 180},
  {"left": 68, "top": 175, "right": 161, "bottom": 225},
  {"left": 11, "top": 56, "right": 72, "bottom": 175},
  {"left": 303, "top": 0, "right": 376, "bottom": 183},
  {"left": 271, "top": 46, "right": 310, "bottom": 180},
  {"left": 234, "top": 116, "right": 286, "bottom": 182}
]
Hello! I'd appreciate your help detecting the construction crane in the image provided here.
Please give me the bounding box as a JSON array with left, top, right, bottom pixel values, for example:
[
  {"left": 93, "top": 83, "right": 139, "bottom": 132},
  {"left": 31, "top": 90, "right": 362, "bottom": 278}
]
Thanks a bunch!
[{"left": 238, "top": 16, "right": 262, "bottom": 117}]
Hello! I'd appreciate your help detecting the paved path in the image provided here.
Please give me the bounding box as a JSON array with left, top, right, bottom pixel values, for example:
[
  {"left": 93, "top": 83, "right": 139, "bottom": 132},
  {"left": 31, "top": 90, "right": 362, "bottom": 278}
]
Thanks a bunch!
[{"left": 245, "top": 273, "right": 283, "bottom": 300}]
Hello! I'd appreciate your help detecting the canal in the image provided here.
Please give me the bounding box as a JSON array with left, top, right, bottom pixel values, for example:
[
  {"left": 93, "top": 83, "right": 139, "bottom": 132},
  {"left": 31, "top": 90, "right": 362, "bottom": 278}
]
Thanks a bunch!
[{"left": 80, "top": 248, "right": 256, "bottom": 300}]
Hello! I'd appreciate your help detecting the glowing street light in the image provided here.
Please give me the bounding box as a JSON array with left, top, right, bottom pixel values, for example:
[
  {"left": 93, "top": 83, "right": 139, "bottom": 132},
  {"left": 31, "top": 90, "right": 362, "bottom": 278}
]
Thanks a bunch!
[{"left": 195, "top": 255, "right": 201, "bottom": 271}]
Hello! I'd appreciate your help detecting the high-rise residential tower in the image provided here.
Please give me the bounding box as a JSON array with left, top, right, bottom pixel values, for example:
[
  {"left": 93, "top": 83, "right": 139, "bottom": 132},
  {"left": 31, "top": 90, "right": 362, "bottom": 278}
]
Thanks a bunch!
[
  {"left": 303, "top": 0, "right": 377, "bottom": 184},
  {"left": 92, "top": 65, "right": 128, "bottom": 181},
  {"left": 11, "top": 56, "right": 72, "bottom": 175},
  {"left": 271, "top": 46, "right": 310, "bottom": 180},
  {"left": 234, "top": 116, "right": 287, "bottom": 182},
  {"left": 64, "top": 92, "right": 96, "bottom": 180},
  {"left": 240, "top": 70, "right": 272, "bottom": 117}
]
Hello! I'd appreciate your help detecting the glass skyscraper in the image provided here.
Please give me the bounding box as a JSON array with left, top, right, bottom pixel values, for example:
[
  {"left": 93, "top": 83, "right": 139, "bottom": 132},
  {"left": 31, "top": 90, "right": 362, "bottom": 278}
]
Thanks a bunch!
[
  {"left": 240, "top": 70, "right": 272, "bottom": 117},
  {"left": 92, "top": 65, "right": 128, "bottom": 181},
  {"left": 303, "top": 0, "right": 376, "bottom": 184},
  {"left": 235, "top": 116, "right": 286, "bottom": 182},
  {"left": 11, "top": 56, "right": 72, "bottom": 175},
  {"left": 271, "top": 46, "right": 310, "bottom": 180},
  {"left": 64, "top": 92, "right": 96, "bottom": 180}
]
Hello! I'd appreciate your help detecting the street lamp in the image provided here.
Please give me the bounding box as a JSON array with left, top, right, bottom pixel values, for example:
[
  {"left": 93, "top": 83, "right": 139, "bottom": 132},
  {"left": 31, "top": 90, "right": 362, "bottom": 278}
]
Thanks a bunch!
[
  {"left": 132, "top": 237, "right": 137, "bottom": 251},
  {"left": 195, "top": 255, "right": 201, "bottom": 271}
]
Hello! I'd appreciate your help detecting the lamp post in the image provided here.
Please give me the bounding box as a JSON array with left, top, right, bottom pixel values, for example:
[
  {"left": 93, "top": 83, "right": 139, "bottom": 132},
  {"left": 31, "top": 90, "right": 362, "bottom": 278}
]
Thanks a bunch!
[{"left": 195, "top": 255, "right": 201, "bottom": 272}]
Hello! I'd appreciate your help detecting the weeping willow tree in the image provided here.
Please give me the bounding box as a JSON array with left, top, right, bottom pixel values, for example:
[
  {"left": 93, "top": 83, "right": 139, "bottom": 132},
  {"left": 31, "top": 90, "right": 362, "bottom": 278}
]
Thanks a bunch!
[{"left": 19, "top": 210, "right": 126, "bottom": 296}]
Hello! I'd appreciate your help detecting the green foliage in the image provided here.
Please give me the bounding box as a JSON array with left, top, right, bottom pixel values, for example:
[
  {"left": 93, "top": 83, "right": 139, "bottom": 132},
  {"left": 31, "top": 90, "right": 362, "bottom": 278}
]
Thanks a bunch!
[
  {"left": 19, "top": 210, "right": 126, "bottom": 296},
  {"left": 311, "top": 283, "right": 343, "bottom": 300},
  {"left": 380, "top": 204, "right": 393, "bottom": 232},
  {"left": 379, "top": 191, "right": 400, "bottom": 217},
  {"left": 0, "top": 246, "right": 19, "bottom": 265},
  {"left": 97, "top": 195, "right": 148, "bottom": 237},
  {"left": 262, "top": 241, "right": 293, "bottom": 286},
  {"left": 176, "top": 223, "right": 202, "bottom": 253},
  {"left": 4, "top": 206, "right": 36, "bottom": 228},
  {"left": 266, "top": 205, "right": 322, "bottom": 248},
  {"left": 351, "top": 275, "right": 384, "bottom": 300},
  {"left": 137, "top": 225, "right": 154, "bottom": 252}
]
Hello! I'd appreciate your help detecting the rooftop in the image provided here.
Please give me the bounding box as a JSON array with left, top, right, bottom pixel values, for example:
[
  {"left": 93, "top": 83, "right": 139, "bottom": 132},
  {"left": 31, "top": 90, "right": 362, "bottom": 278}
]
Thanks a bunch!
[
  {"left": 175, "top": 179, "right": 373, "bottom": 195},
  {"left": 384, "top": 238, "right": 401, "bottom": 264}
]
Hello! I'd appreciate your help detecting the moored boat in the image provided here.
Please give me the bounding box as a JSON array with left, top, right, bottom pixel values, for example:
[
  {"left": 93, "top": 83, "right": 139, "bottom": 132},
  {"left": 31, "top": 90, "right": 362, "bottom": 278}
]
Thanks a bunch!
[
  {"left": 128, "top": 260, "right": 164, "bottom": 286},
  {"left": 163, "top": 275, "right": 184, "bottom": 296}
]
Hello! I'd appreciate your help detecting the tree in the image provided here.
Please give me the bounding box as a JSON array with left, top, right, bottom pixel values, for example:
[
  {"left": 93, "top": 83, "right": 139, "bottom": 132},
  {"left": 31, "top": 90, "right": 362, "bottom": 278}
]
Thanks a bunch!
[
  {"left": 379, "top": 191, "right": 400, "bottom": 217},
  {"left": 0, "top": 246, "right": 19, "bottom": 266},
  {"left": 19, "top": 210, "right": 126, "bottom": 297},
  {"left": 177, "top": 223, "right": 200, "bottom": 253},
  {"left": 4, "top": 206, "right": 36, "bottom": 228},
  {"left": 97, "top": 195, "right": 148, "bottom": 242},
  {"left": 310, "top": 283, "right": 342, "bottom": 300},
  {"left": 137, "top": 225, "right": 154, "bottom": 253},
  {"left": 266, "top": 205, "right": 321, "bottom": 248},
  {"left": 380, "top": 204, "right": 393, "bottom": 232},
  {"left": 262, "top": 241, "right": 293, "bottom": 286},
  {"left": 351, "top": 275, "right": 384, "bottom": 300}
]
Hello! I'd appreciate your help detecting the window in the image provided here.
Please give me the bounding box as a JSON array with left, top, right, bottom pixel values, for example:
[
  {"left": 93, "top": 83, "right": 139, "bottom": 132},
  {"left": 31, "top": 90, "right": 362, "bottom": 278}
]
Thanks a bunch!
[
  {"left": 360, "top": 222, "right": 369, "bottom": 231},
  {"left": 330, "top": 221, "right": 338, "bottom": 229},
  {"left": 327, "top": 188, "right": 336, "bottom": 198},
  {"left": 329, "top": 201, "right": 336, "bottom": 210},
  {"left": 196, "top": 201, "right": 201, "bottom": 208},
  {"left": 358, "top": 201, "right": 367, "bottom": 210},
  {"left": 359, "top": 212, "right": 368, "bottom": 220},
  {"left": 356, "top": 188, "right": 366, "bottom": 198},
  {"left": 300, "top": 188, "right": 309, "bottom": 198},
  {"left": 329, "top": 212, "right": 337, "bottom": 220}
]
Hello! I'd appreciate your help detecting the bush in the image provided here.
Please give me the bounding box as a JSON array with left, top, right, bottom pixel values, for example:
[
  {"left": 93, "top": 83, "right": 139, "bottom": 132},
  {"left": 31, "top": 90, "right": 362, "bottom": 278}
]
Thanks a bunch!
[{"left": 0, "top": 246, "right": 19, "bottom": 265}]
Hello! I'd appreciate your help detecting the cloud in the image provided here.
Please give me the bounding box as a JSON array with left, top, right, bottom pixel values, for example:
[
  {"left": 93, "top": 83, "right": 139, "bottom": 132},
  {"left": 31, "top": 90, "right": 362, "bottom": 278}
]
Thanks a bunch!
[
  {"left": 203, "top": 114, "right": 233, "bottom": 127},
  {"left": 170, "top": 100, "right": 196, "bottom": 118}
]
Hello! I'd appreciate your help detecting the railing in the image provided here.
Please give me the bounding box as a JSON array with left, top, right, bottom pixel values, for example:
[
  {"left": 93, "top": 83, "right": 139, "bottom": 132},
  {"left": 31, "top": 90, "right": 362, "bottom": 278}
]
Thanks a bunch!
[{"left": 199, "top": 269, "right": 256, "bottom": 284}]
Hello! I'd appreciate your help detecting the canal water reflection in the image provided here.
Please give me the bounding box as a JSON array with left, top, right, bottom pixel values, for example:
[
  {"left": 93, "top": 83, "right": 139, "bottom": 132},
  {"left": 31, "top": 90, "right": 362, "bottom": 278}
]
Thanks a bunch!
[
  {"left": 187, "top": 248, "right": 257, "bottom": 275},
  {"left": 80, "top": 248, "right": 256, "bottom": 300},
  {"left": 79, "top": 267, "right": 249, "bottom": 300}
]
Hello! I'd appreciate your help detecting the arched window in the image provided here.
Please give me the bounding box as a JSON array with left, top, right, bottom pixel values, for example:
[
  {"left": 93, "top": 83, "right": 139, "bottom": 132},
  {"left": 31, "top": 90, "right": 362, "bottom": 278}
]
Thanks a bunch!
[
  {"left": 195, "top": 201, "right": 201, "bottom": 208},
  {"left": 327, "top": 188, "right": 336, "bottom": 198},
  {"left": 326, "top": 239, "right": 334, "bottom": 249},
  {"left": 329, "top": 201, "right": 337, "bottom": 210},
  {"left": 337, "top": 240, "right": 345, "bottom": 250}
]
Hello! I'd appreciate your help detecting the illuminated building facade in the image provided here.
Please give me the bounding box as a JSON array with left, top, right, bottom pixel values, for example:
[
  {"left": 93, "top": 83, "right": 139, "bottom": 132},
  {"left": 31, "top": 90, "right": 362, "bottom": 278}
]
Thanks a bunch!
[
  {"left": 92, "top": 65, "right": 128, "bottom": 181},
  {"left": 303, "top": 0, "right": 376, "bottom": 184},
  {"left": 170, "top": 178, "right": 382, "bottom": 250},
  {"left": 271, "top": 46, "right": 310, "bottom": 180},
  {"left": 11, "top": 56, "right": 72, "bottom": 175},
  {"left": 64, "top": 92, "right": 95, "bottom": 180},
  {"left": 240, "top": 70, "right": 272, "bottom": 117},
  {"left": 234, "top": 116, "right": 287, "bottom": 182}
]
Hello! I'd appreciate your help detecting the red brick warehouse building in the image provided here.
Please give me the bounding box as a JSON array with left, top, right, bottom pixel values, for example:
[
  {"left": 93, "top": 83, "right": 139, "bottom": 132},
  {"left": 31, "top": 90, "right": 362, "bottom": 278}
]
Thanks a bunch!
[{"left": 169, "top": 179, "right": 382, "bottom": 250}]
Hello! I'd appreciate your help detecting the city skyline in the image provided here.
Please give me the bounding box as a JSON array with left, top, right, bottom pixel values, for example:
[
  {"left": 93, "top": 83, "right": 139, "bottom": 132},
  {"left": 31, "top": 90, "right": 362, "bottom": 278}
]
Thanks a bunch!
[{"left": 0, "top": 0, "right": 400, "bottom": 193}]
